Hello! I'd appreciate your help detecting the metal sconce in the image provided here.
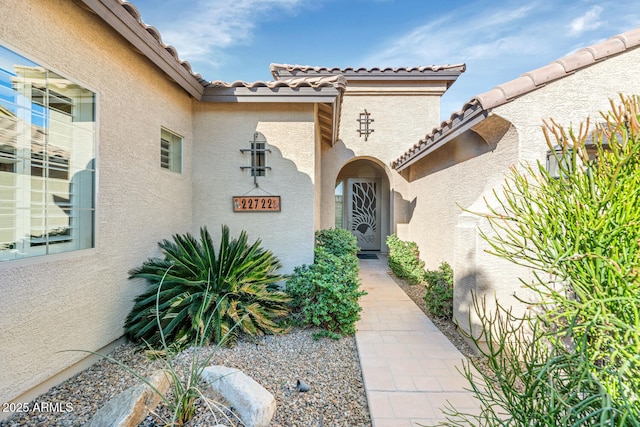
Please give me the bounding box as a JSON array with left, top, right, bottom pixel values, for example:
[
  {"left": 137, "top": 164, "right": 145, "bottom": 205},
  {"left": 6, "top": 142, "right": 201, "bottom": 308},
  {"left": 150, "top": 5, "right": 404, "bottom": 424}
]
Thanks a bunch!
[{"left": 357, "top": 109, "right": 374, "bottom": 141}]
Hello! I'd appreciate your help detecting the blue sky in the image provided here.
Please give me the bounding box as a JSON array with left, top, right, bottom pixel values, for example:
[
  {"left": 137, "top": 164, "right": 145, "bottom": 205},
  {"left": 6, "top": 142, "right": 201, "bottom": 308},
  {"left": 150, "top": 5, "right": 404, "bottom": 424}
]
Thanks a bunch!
[{"left": 131, "top": 0, "right": 638, "bottom": 120}]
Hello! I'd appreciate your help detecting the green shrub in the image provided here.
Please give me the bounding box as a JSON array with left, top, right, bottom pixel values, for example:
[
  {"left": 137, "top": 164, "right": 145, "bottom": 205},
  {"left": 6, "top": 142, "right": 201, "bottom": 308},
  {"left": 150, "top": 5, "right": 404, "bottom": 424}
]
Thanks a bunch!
[
  {"left": 125, "top": 225, "right": 290, "bottom": 350},
  {"left": 287, "top": 229, "right": 366, "bottom": 339},
  {"left": 439, "top": 95, "right": 640, "bottom": 425},
  {"left": 386, "top": 234, "right": 426, "bottom": 284},
  {"left": 315, "top": 227, "right": 359, "bottom": 258},
  {"left": 423, "top": 262, "right": 453, "bottom": 319}
]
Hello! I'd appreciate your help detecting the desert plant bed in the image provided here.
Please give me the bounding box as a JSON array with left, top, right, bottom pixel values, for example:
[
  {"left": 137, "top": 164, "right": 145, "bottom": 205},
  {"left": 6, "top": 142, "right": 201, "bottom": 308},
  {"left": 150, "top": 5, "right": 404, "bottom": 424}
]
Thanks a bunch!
[{"left": 0, "top": 328, "right": 370, "bottom": 427}]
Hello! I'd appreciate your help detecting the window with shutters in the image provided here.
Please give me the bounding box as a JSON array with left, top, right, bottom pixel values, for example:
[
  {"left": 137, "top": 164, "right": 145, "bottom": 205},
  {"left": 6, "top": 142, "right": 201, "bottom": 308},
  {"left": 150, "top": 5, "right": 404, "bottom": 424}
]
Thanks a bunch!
[{"left": 160, "top": 128, "right": 182, "bottom": 173}]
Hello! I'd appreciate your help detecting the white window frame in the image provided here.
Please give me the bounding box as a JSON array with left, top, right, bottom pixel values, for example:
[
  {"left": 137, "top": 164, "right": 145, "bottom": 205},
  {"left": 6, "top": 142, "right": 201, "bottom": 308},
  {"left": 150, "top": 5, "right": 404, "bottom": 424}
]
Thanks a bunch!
[
  {"left": 0, "top": 44, "right": 96, "bottom": 262},
  {"left": 160, "top": 128, "right": 183, "bottom": 173}
]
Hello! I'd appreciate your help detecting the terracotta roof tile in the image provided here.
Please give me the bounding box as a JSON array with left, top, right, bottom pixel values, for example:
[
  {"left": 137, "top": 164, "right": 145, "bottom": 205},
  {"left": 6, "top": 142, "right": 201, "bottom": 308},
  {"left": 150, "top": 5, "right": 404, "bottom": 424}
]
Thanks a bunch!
[
  {"left": 393, "top": 26, "right": 640, "bottom": 170},
  {"left": 493, "top": 76, "right": 537, "bottom": 102},
  {"left": 271, "top": 64, "right": 466, "bottom": 75},
  {"left": 270, "top": 64, "right": 466, "bottom": 82},
  {"left": 523, "top": 62, "right": 566, "bottom": 86},
  {"left": 205, "top": 75, "right": 347, "bottom": 90},
  {"left": 585, "top": 37, "right": 626, "bottom": 60},
  {"left": 474, "top": 27, "right": 640, "bottom": 110},
  {"left": 555, "top": 49, "right": 596, "bottom": 73}
]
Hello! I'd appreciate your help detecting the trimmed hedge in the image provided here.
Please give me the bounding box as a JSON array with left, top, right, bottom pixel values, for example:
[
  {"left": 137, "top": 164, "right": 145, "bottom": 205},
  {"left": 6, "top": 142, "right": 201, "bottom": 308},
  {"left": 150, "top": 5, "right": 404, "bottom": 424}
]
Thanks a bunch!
[
  {"left": 423, "top": 262, "right": 453, "bottom": 319},
  {"left": 386, "top": 234, "right": 426, "bottom": 285},
  {"left": 287, "top": 229, "right": 366, "bottom": 339}
]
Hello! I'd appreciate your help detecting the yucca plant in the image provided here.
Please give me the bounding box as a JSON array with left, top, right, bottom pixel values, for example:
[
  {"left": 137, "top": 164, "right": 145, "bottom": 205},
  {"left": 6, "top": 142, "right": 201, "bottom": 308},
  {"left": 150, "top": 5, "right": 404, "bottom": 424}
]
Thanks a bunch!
[{"left": 125, "top": 225, "right": 291, "bottom": 350}]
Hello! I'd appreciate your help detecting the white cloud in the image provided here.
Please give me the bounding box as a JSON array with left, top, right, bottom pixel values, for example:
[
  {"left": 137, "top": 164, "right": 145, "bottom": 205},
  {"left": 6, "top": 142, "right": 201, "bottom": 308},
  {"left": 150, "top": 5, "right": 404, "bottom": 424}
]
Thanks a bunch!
[
  {"left": 150, "top": 0, "right": 307, "bottom": 67},
  {"left": 568, "top": 5, "right": 603, "bottom": 36},
  {"left": 361, "top": 2, "right": 546, "bottom": 67}
]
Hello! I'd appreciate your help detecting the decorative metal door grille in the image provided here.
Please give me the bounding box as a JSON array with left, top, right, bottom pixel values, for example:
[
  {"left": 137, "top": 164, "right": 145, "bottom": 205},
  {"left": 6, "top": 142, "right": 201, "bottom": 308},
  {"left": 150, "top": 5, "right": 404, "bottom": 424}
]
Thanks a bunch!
[{"left": 351, "top": 182, "right": 377, "bottom": 244}]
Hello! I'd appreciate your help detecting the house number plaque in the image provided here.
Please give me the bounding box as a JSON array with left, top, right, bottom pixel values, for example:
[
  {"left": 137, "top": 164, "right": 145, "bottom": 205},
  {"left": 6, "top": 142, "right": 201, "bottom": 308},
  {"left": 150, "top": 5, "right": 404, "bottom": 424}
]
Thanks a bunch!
[{"left": 233, "top": 196, "right": 280, "bottom": 212}]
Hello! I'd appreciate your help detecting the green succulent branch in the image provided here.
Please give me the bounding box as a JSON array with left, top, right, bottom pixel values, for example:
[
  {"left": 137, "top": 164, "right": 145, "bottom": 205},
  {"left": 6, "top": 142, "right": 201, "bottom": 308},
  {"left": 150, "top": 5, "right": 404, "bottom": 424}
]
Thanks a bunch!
[{"left": 437, "top": 95, "right": 640, "bottom": 426}]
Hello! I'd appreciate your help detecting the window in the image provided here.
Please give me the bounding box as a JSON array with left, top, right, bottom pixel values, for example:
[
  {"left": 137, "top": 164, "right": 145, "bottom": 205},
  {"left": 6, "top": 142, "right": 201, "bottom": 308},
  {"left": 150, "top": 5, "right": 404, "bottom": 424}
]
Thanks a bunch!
[
  {"left": 160, "top": 128, "right": 182, "bottom": 173},
  {"left": 0, "top": 45, "right": 96, "bottom": 261},
  {"left": 240, "top": 132, "right": 270, "bottom": 178},
  {"left": 251, "top": 139, "right": 266, "bottom": 177},
  {"left": 335, "top": 180, "right": 344, "bottom": 228}
]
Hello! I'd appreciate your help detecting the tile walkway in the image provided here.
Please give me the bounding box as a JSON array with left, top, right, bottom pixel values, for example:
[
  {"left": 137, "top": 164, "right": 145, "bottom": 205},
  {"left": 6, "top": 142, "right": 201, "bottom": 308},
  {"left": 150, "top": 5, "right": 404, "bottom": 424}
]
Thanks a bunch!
[{"left": 355, "top": 256, "right": 480, "bottom": 427}]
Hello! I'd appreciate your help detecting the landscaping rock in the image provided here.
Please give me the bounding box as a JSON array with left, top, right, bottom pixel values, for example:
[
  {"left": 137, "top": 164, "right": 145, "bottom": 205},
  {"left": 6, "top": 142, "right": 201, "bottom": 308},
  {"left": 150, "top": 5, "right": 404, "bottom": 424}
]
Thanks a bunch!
[
  {"left": 202, "top": 365, "right": 275, "bottom": 427},
  {"left": 83, "top": 370, "right": 172, "bottom": 427}
]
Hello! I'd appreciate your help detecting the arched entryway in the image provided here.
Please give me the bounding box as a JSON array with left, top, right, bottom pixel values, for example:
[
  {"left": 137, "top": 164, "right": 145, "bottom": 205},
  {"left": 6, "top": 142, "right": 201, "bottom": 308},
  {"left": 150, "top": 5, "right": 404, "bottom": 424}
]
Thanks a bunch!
[{"left": 335, "top": 158, "right": 390, "bottom": 252}]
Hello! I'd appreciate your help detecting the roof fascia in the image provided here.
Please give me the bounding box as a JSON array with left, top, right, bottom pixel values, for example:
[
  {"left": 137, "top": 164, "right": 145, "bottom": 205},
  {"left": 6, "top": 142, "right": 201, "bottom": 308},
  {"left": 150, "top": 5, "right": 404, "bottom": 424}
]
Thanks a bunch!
[
  {"left": 201, "top": 86, "right": 341, "bottom": 103},
  {"left": 394, "top": 104, "right": 488, "bottom": 172},
  {"left": 80, "top": 0, "right": 204, "bottom": 99}
]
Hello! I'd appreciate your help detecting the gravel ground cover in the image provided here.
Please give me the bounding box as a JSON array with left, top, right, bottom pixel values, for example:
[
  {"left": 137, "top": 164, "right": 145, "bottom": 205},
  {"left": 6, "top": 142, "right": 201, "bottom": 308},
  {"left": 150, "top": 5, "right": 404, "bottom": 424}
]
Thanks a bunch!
[
  {"left": 1, "top": 266, "right": 477, "bottom": 427},
  {"left": 0, "top": 328, "right": 370, "bottom": 427}
]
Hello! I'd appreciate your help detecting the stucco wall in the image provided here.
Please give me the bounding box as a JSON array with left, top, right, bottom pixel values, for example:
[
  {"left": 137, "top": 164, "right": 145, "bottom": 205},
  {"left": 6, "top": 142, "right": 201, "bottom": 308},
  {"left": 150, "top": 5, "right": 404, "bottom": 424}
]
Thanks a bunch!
[
  {"left": 0, "top": 0, "right": 193, "bottom": 404},
  {"left": 191, "top": 102, "right": 316, "bottom": 274},
  {"left": 405, "top": 119, "right": 517, "bottom": 264},
  {"left": 403, "top": 46, "right": 640, "bottom": 341},
  {"left": 320, "top": 90, "right": 443, "bottom": 245}
]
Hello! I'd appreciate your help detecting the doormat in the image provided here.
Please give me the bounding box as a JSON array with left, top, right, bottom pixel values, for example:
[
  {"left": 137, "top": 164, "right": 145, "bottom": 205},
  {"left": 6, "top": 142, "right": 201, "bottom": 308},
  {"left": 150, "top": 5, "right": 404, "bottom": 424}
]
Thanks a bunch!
[{"left": 357, "top": 253, "right": 378, "bottom": 260}]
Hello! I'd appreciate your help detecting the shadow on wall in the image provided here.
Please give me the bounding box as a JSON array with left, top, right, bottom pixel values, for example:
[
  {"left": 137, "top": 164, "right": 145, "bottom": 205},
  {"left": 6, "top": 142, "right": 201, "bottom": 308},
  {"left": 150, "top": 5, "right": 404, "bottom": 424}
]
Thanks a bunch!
[
  {"left": 194, "top": 137, "right": 315, "bottom": 274},
  {"left": 322, "top": 139, "right": 355, "bottom": 159},
  {"left": 454, "top": 257, "right": 527, "bottom": 355},
  {"left": 393, "top": 192, "right": 416, "bottom": 225},
  {"left": 403, "top": 114, "right": 514, "bottom": 182},
  {"left": 408, "top": 130, "right": 498, "bottom": 181},
  {"left": 453, "top": 265, "right": 491, "bottom": 354}
]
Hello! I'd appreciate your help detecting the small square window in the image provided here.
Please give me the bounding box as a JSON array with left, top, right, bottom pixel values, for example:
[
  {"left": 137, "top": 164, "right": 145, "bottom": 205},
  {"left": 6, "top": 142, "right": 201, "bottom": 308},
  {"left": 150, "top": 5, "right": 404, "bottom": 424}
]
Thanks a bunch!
[
  {"left": 251, "top": 141, "right": 266, "bottom": 177},
  {"left": 161, "top": 128, "right": 182, "bottom": 173},
  {"left": 240, "top": 132, "right": 270, "bottom": 178}
]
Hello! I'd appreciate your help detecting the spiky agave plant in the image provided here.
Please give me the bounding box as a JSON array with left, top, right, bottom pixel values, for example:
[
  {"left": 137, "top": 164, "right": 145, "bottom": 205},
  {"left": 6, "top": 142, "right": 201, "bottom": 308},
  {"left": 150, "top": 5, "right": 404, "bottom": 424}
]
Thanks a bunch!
[{"left": 125, "top": 225, "right": 291, "bottom": 350}]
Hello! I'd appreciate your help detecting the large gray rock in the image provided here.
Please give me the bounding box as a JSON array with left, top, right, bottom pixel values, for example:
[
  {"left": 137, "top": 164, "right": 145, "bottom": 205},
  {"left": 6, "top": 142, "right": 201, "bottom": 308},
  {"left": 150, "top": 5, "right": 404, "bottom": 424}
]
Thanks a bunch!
[
  {"left": 202, "top": 365, "right": 276, "bottom": 427},
  {"left": 83, "top": 370, "right": 172, "bottom": 427}
]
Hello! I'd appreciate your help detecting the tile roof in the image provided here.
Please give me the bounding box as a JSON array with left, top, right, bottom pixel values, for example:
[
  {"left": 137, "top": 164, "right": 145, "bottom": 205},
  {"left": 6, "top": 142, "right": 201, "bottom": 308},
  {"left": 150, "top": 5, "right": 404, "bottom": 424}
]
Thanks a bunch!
[
  {"left": 201, "top": 75, "right": 347, "bottom": 103},
  {"left": 106, "top": 2, "right": 349, "bottom": 96},
  {"left": 101, "top": 0, "right": 346, "bottom": 98},
  {"left": 270, "top": 64, "right": 467, "bottom": 79},
  {"left": 205, "top": 75, "right": 347, "bottom": 90},
  {"left": 118, "top": 0, "right": 204, "bottom": 82},
  {"left": 393, "top": 27, "right": 640, "bottom": 171},
  {"left": 107, "top": 2, "right": 461, "bottom": 95},
  {"left": 270, "top": 64, "right": 466, "bottom": 88}
]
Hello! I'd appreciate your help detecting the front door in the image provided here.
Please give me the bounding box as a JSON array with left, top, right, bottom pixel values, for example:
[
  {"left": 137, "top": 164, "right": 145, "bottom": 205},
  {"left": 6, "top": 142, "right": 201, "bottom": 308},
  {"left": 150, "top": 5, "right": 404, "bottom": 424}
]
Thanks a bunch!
[{"left": 346, "top": 178, "right": 381, "bottom": 250}]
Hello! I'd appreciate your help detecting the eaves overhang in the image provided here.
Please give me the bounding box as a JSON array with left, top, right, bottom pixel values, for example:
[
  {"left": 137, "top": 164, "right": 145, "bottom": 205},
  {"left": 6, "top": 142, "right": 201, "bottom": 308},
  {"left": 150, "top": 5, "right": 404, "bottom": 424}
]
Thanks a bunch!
[
  {"left": 201, "top": 86, "right": 343, "bottom": 103},
  {"left": 80, "top": 0, "right": 206, "bottom": 99},
  {"left": 270, "top": 64, "right": 466, "bottom": 89},
  {"left": 393, "top": 26, "right": 640, "bottom": 172},
  {"left": 201, "top": 76, "right": 346, "bottom": 145},
  {"left": 201, "top": 76, "right": 347, "bottom": 103},
  {"left": 393, "top": 100, "right": 488, "bottom": 172}
]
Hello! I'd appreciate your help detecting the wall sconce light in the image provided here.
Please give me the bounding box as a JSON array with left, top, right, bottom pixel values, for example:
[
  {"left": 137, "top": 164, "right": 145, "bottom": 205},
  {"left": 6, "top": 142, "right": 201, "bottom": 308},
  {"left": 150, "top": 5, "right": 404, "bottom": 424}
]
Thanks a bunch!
[{"left": 357, "top": 109, "right": 374, "bottom": 141}]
